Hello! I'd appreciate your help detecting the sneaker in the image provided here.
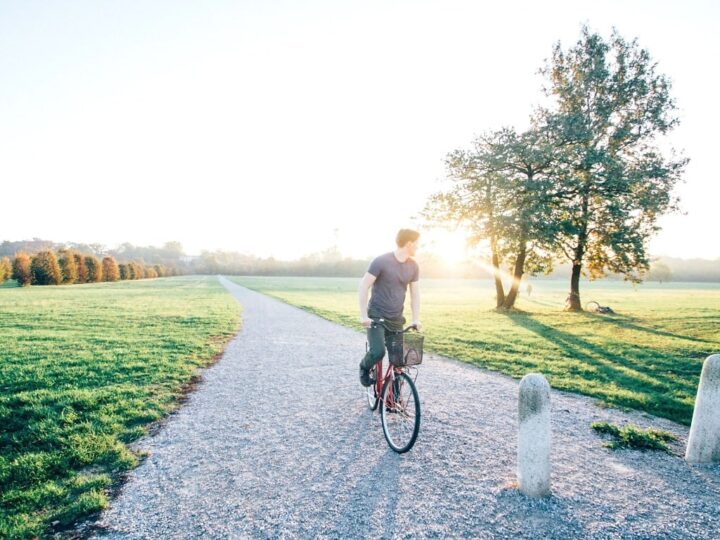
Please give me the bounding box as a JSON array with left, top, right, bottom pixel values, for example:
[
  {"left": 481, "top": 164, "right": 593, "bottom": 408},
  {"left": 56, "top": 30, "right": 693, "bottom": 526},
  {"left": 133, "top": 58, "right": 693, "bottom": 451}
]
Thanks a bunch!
[{"left": 359, "top": 365, "right": 375, "bottom": 387}]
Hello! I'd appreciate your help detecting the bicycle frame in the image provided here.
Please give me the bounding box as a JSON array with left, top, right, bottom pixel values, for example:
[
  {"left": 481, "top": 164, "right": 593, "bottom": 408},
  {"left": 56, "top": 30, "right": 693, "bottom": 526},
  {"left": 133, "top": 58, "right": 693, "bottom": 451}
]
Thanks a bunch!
[
  {"left": 372, "top": 357, "right": 400, "bottom": 409},
  {"left": 366, "top": 318, "right": 419, "bottom": 410}
]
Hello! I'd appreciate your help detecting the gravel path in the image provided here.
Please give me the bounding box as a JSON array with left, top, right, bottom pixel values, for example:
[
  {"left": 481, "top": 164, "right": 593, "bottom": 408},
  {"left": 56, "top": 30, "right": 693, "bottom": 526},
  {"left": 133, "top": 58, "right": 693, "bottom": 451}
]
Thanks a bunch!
[{"left": 89, "top": 276, "right": 720, "bottom": 539}]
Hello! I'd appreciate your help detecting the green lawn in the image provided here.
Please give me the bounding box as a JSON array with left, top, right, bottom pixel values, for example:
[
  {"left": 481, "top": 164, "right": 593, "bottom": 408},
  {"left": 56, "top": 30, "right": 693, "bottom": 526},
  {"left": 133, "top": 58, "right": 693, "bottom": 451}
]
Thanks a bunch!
[
  {"left": 0, "top": 276, "right": 240, "bottom": 539},
  {"left": 228, "top": 276, "right": 720, "bottom": 426}
]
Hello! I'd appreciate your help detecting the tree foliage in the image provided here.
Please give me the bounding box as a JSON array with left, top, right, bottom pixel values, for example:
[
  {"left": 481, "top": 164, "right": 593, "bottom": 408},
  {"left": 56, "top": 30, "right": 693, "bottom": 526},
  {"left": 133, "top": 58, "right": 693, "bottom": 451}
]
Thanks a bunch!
[
  {"left": 58, "top": 249, "right": 79, "bottom": 284},
  {"left": 30, "top": 251, "right": 63, "bottom": 285},
  {"left": 102, "top": 256, "right": 120, "bottom": 282},
  {"left": 424, "top": 26, "right": 686, "bottom": 311},
  {"left": 74, "top": 254, "right": 89, "bottom": 284},
  {"left": 424, "top": 127, "right": 557, "bottom": 309},
  {"left": 539, "top": 26, "right": 686, "bottom": 309},
  {"left": 0, "top": 257, "right": 11, "bottom": 283},
  {"left": 84, "top": 256, "right": 103, "bottom": 283},
  {"left": 12, "top": 253, "right": 32, "bottom": 286}
]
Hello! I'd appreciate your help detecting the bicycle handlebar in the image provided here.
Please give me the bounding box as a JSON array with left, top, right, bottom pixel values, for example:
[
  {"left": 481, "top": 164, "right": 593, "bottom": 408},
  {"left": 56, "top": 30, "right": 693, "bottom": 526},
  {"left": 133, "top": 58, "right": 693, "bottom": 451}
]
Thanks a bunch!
[{"left": 369, "top": 317, "right": 419, "bottom": 333}]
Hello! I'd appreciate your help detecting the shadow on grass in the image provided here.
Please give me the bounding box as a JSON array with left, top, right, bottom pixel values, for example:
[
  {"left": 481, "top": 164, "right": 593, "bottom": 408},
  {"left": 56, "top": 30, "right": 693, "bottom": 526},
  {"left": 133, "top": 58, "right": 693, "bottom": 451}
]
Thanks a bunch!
[
  {"left": 501, "top": 312, "right": 698, "bottom": 425},
  {"left": 578, "top": 311, "right": 714, "bottom": 345}
]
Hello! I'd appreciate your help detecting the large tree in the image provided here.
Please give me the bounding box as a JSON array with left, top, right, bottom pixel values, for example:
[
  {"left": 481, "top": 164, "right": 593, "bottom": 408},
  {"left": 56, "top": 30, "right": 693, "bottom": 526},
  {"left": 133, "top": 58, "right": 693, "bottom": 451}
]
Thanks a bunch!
[
  {"left": 539, "top": 26, "right": 687, "bottom": 310},
  {"left": 425, "top": 128, "right": 556, "bottom": 309},
  {"left": 488, "top": 128, "right": 557, "bottom": 308},
  {"left": 426, "top": 131, "right": 512, "bottom": 308}
]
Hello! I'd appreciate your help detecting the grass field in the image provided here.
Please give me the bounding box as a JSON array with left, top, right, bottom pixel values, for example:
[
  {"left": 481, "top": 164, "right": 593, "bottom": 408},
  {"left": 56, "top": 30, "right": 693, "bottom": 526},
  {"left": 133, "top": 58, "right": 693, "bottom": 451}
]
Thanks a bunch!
[
  {"left": 228, "top": 276, "right": 720, "bottom": 426},
  {"left": 0, "top": 276, "right": 240, "bottom": 539}
]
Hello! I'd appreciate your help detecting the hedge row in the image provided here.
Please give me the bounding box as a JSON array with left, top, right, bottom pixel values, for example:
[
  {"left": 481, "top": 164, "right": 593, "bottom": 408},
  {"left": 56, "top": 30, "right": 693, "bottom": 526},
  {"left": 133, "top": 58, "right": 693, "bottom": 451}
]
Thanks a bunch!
[{"left": 0, "top": 251, "right": 181, "bottom": 287}]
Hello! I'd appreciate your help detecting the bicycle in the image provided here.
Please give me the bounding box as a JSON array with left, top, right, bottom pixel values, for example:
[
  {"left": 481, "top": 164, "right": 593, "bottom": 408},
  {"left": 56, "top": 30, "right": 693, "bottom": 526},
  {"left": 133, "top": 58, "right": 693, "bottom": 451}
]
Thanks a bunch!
[{"left": 364, "top": 318, "right": 423, "bottom": 453}]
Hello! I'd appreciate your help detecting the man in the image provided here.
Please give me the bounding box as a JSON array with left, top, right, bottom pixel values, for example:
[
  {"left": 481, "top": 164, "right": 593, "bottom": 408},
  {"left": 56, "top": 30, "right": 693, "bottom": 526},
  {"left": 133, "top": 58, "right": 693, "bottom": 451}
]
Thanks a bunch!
[{"left": 358, "top": 228, "right": 422, "bottom": 387}]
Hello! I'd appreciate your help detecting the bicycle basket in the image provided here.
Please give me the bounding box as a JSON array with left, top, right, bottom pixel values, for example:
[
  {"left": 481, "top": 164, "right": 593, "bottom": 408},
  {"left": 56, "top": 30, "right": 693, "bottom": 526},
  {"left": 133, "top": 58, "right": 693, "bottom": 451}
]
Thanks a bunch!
[{"left": 386, "top": 332, "right": 424, "bottom": 367}]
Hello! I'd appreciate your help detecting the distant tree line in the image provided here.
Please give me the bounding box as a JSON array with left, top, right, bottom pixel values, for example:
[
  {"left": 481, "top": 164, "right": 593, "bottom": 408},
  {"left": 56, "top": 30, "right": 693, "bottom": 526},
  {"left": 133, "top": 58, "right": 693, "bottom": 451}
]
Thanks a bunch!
[
  {"left": 0, "top": 249, "right": 181, "bottom": 287},
  {"left": 189, "top": 247, "right": 369, "bottom": 277}
]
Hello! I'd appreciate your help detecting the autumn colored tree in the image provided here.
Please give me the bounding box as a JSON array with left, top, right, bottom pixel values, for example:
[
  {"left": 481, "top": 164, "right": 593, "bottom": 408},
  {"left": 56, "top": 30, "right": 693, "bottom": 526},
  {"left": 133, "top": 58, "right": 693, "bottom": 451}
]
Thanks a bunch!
[
  {"left": 131, "top": 262, "right": 144, "bottom": 279},
  {"left": 74, "top": 253, "right": 89, "bottom": 284},
  {"left": 102, "top": 256, "right": 120, "bottom": 282},
  {"left": 58, "top": 249, "right": 79, "bottom": 284},
  {"left": 30, "top": 250, "right": 63, "bottom": 285},
  {"left": 84, "top": 255, "right": 103, "bottom": 283},
  {"left": 0, "top": 256, "right": 11, "bottom": 284},
  {"left": 12, "top": 252, "right": 32, "bottom": 286}
]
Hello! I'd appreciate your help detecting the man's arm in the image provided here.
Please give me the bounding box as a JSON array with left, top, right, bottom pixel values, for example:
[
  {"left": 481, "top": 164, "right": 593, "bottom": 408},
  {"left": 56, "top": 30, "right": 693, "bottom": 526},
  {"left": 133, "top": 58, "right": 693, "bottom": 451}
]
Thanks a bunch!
[
  {"left": 409, "top": 281, "right": 421, "bottom": 331},
  {"left": 358, "top": 272, "right": 377, "bottom": 327}
]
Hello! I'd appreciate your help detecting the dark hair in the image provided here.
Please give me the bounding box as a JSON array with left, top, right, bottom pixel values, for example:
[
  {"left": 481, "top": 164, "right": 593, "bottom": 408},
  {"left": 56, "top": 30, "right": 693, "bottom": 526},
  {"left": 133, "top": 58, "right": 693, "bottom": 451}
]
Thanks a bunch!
[{"left": 396, "top": 229, "right": 420, "bottom": 247}]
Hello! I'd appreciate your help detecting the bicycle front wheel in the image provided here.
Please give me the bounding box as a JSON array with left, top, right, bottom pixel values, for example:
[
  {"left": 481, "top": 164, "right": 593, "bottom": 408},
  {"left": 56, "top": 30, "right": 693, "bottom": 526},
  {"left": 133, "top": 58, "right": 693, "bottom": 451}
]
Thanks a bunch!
[{"left": 380, "top": 371, "right": 420, "bottom": 453}]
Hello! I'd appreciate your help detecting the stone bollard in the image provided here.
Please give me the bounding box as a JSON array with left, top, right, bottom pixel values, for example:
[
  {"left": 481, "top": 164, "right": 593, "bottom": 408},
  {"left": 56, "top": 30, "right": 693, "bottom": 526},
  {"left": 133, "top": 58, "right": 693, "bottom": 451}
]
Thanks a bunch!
[
  {"left": 518, "top": 373, "right": 551, "bottom": 497},
  {"left": 686, "top": 354, "right": 720, "bottom": 463}
]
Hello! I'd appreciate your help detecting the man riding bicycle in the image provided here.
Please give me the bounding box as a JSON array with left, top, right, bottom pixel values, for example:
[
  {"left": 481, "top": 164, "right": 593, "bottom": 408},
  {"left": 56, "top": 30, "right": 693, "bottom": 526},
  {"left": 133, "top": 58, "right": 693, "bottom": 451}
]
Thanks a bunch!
[{"left": 358, "top": 228, "right": 422, "bottom": 387}]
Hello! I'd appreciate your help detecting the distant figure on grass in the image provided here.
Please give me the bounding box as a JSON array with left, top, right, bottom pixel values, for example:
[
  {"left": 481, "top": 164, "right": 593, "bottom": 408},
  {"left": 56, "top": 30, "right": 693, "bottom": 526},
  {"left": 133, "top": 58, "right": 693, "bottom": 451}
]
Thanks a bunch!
[{"left": 358, "top": 229, "right": 422, "bottom": 387}]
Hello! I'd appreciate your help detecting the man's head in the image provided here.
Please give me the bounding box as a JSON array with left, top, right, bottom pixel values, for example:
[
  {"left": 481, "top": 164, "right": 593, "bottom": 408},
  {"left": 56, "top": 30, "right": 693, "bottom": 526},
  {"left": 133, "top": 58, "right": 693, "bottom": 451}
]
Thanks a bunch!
[{"left": 396, "top": 228, "right": 420, "bottom": 257}]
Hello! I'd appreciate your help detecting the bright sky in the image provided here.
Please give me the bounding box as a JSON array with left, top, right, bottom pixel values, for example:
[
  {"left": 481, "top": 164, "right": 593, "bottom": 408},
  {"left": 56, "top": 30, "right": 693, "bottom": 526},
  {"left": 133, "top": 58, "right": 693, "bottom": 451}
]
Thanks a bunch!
[{"left": 1, "top": 0, "right": 718, "bottom": 261}]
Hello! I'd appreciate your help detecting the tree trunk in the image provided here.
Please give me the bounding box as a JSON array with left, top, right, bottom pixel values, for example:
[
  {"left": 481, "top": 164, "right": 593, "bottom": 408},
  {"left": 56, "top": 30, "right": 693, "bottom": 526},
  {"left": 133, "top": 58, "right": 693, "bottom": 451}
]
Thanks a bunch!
[
  {"left": 502, "top": 239, "right": 527, "bottom": 310},
  {"left": 566, "top": 261, "right": 583, "bottom": 311},
  {"left": 566, "top": 182, "right": 589, "bottom": 312},
  {"left": 491, "top": 236, "right": 505, "bottom": 308}
]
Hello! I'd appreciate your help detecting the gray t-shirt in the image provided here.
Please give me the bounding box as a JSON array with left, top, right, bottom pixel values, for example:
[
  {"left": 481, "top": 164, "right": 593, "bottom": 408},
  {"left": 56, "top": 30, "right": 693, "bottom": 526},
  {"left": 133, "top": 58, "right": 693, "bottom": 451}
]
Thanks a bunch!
[{"left": 367, "top": 252, "right": 419, "bottom": 319}]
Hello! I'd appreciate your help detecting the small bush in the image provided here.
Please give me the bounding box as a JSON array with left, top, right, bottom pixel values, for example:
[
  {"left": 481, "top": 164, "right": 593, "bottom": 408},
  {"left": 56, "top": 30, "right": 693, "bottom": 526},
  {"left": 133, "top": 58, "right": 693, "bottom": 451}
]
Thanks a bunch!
[
  {"left": 102, "top": 256, "right": 120, "bottom": 282},
  {"left": 591, "top": 421, "right": 677, "bottom": 452},
  {"left": 12, "top": 252, "right": 33, "bottom": 286},
  {"left": 57, "top": 249, "right": 79, "bottom": 284},
  {"left": 84, "top": 256, "right": 103, "bottom": 283}
]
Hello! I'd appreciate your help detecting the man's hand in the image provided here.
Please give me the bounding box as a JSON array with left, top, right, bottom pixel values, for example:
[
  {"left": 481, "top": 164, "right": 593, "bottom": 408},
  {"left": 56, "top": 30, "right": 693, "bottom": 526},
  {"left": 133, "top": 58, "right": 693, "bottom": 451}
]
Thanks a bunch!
[
  {"left": 361, "top": 317, "right": 372, "bottom": 328},
  {"left": 413, "top": 320, "right": 423, "bottom": 332}
]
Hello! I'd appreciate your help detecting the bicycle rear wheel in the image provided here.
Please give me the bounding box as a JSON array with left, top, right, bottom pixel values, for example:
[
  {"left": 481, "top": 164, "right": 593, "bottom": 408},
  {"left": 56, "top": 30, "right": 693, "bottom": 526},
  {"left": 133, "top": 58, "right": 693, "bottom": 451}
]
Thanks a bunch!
[
  {"left": 380, "top": 371, "right": 420, "bottom": 453},
  {"left": 366, "top": 363, "right": 379, "bottom": 411}
]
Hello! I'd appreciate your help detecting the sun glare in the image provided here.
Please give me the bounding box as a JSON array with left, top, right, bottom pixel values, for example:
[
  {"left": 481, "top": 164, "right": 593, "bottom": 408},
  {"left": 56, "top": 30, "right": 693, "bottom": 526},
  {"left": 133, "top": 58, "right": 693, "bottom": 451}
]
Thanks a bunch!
[{"left": 426, "top": 230, "right": 468, "bottom": 265}]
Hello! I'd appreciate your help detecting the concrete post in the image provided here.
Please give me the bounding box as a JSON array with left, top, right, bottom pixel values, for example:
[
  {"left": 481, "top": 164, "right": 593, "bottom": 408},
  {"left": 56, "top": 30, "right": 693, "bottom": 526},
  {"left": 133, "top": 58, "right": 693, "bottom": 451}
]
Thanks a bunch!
[
  {"left": 518, "top": 373, "right": 551, "bottom": 497},
  {"left": 686, "top": 354, "right": 720, "bottom": 463}
]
